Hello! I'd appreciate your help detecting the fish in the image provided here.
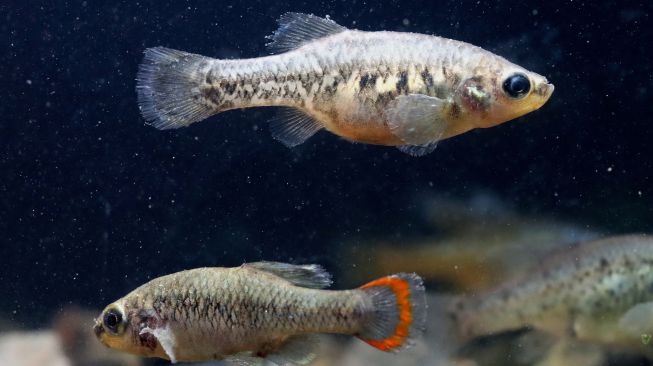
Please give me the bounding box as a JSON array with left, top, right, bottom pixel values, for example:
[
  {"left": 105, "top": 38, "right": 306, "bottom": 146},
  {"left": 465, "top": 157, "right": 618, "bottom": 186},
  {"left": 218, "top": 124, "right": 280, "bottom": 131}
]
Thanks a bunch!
[
  {"left": 341, "top": 193, "right": 601, "bottom": 292},
  {"left": 93, "top": 261, "right": 426, "bottom": 364},
  {"left": 449, "top": 234, "right": 653, "bottom": 358},
  {"left": 136, "top": 12, "right": 554, "bottom": 156}
]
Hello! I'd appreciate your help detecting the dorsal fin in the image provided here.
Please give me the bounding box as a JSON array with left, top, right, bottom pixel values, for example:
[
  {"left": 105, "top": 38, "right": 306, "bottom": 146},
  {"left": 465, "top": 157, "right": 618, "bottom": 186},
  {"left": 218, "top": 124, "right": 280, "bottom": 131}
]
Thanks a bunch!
[
  {"left": 266, "top": 12, "right": 347, "bottom": 53},
  {"left": 244, "top": 261, "right": 333, "bottom": 289}
]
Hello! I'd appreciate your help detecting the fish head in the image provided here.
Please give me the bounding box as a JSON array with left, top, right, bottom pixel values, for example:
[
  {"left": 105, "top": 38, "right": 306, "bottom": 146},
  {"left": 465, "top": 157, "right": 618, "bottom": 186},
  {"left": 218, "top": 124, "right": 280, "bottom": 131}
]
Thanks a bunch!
[
  {"left": 454, "top": 58, "right": 554, "bottom": 129},
  {"left": 94, "top": 301, "right": 167, "bottom": 359}
]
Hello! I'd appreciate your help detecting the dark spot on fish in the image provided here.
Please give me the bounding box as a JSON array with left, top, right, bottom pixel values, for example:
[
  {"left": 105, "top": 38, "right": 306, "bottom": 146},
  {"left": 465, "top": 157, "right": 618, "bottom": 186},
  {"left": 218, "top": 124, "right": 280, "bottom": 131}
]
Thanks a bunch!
[
  {"left": 338, "top": 67, "right": 353, "bottom": 82},
  {"left": 396, "top": 70, "right": 409, "bottom": 94},
  {"left": 359, "top": 73, "right": 369, "bottom": 89},
  {"left": 221, "top": 81, "right": 237, "bottom": 95},
  {"left": 205, "top": 69, "right": 215, "bottom": 84},
  {"left": 421, "top": 68, "right": 434, "bottom": 88},
  {"left": 599, "top": 257, "right": 609, "bottom": 268},
  {"left": 203, "top": 87, "right": 222, "bottom": 105},
  {"left": 359, "top": 73, "right": 377, "bottom": 90}
]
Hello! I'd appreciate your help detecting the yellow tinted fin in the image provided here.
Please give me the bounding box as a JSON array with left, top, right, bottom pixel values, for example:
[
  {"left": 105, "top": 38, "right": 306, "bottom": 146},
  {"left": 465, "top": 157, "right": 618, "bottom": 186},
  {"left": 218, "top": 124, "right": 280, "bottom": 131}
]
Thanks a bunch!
[
  {"left": 244, "top": 261, "right": 333, "bottom": 289},
  {"left": 266, "top": 12, "right": 347, "bottom": 53}
]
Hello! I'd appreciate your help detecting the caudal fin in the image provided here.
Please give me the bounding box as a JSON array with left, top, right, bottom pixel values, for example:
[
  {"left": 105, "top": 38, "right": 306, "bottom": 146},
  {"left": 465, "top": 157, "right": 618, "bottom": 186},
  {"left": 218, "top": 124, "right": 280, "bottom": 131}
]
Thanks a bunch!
[
  {"left": 358, "top": 273, "right": 426, "bottom": 352},
  {"left": 136, "top": 47, "right": 216, "bottom": 130}
]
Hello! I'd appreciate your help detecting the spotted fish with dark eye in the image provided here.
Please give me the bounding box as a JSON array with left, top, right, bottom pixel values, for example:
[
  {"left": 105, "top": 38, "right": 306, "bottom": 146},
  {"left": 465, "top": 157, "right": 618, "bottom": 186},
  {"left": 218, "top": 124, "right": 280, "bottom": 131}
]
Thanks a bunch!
[{"left": 136, "top": 12, "right": 554, "bottom": 156}]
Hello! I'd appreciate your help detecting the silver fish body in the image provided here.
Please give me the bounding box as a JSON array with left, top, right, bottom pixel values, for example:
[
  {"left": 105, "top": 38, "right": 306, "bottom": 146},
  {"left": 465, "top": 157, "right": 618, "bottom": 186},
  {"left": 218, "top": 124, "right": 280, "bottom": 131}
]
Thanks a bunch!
[
  {"left": 137, "top": 13, "right": 554, "bottom": 156},
  {"left": 94, "top": 262, "right": 425, "bottom": 364}
]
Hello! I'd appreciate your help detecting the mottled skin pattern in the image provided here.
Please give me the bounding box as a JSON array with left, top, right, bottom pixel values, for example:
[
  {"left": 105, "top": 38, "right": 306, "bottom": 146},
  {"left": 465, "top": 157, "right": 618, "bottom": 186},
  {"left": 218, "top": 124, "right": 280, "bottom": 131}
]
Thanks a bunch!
[
  {"left": 451, "top": 235, "right": 653, "bottom": 353},
  {"left": 97, "top": 266, "right": 369, "bottom": 362},
  {"left": 190, "top": 30, "right": 553, "bottom": 145}
]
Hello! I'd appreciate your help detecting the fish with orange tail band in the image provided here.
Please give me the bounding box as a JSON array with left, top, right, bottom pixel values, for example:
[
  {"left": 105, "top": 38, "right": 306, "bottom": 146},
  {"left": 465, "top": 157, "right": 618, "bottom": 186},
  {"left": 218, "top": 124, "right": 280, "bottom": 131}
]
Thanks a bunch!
[
  {"left": 136, "top": 12, "right": 554, "bottom": 156},
  {"left": 93, "top": 262, "right": 426, "bottom": 364}
]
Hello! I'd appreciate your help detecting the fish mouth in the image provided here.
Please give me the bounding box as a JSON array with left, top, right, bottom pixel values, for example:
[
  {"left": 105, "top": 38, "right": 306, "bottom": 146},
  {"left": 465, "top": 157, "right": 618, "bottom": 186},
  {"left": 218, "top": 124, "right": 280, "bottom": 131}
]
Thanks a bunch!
[
  {"left": 536, "top": 81, "right": 555, "bottom": 101},
  {"left": 93, "top": 320, "right": 105, "bottom": 340}
]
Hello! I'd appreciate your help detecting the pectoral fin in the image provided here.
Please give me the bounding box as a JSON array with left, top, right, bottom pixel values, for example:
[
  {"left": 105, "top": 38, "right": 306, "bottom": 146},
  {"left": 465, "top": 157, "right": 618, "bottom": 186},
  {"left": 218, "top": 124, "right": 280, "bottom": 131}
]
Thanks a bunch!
[
  {"left": 385, "top": 94, "right": 450, "bottom": 146},
  {"left": 140, "top": 325, "right": 177, "bottom": 363},
  {"left": 619, "top": 302, "right": 653, "bottom": 337}
]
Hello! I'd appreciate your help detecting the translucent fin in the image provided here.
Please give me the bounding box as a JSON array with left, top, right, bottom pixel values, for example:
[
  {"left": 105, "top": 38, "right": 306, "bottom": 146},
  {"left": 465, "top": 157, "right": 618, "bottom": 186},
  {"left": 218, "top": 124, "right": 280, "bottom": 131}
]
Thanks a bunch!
[
  {"left": 269, "top": 108, "right": 323, "bottom": 147},
  {"left": 244, "top": 261, "right": 333, "bottom": 289},
  {"left": 536, "top": 338, "right": 605, "bottom": 366},
  {"left": 513, "top": 331, "right": 557, "bottom": 365},
  {"left": 358, "top": 273, "right": 426, "bottom": 353},
  {"left": 140, "top": 325, "right": 177, "bottom": 363},
  {"left": 619, "top": 302, "right": 653, "bottom": 337},
  {"left": 225, "top": 353, "right": 264, "bottom": 366},
  {"left": 396, "top": 142, "right": 439, "bottom": 157},
  {"left": 266, "top": 335, "right": 319, "bottom": 365},
  {"left": 136, "top": 47, "right": 216, "bottom": 130},
  {"left": 385, "top": 94, "right": 450, "bottom": 146},
  {"left": 266, "top": 12, "right": 347, "bottom": 53}
]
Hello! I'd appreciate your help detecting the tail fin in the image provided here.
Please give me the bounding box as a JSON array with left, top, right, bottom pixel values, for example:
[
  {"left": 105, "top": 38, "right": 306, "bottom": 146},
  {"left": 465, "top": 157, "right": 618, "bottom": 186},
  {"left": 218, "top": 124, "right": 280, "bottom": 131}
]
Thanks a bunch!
[
  {"left": 136, "top": 47, "right": 216, "bottom": 130},
  {"left": 358, "top": 273, "right": 426, "bottom": 352}
]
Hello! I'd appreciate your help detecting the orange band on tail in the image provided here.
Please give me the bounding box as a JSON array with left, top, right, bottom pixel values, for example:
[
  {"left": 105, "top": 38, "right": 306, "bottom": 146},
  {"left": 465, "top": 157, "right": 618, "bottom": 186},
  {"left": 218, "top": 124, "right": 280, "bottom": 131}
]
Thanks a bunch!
[{"left": 360, "top": 277, "right": 413, "bottom": 351}]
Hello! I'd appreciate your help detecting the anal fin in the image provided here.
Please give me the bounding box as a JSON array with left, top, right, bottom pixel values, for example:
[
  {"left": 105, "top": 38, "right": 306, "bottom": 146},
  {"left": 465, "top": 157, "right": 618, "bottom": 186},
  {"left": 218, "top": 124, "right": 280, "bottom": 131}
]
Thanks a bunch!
[
  {"left": 243, "top": 261, "right": 332, "bottom": 289},
  {"left": 397, "top": 142, "right": 439, "bottom": 157},
  {"left": 226, "top": 335, "right": 319, "bottom": 366},
  {"left": 269, "top": 108, "right": 323, "bottom": 147},
  {"left": 266, "top": 335, "right": 320, "bottom": 365}
]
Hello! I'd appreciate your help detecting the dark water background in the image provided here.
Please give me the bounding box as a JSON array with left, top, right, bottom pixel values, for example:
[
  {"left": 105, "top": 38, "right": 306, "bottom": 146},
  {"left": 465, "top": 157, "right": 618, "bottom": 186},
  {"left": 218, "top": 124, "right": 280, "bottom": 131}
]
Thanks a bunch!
[{"left": 1, "top": 1, "right": 652, "bottom": 326}]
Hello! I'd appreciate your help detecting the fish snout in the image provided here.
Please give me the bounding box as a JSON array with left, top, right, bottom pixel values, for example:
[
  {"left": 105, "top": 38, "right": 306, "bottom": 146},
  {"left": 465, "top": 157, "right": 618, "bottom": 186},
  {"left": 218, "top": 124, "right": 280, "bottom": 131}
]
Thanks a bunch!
[
  {"left": 93, "top": 319, "right": 105, "bottom": 340},
  {"left": 536, "top": 80, "right": 555, "bottom": 101}
]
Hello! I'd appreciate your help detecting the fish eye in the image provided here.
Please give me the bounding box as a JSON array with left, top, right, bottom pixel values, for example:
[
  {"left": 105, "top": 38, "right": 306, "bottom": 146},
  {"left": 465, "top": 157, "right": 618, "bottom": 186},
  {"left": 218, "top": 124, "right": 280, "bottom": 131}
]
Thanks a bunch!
[
  {"left": 502, "top": 73, "right": 531, "bottom": 99},
  {"left": 103, "top": 308, "right": 124, "bottom": 335}
]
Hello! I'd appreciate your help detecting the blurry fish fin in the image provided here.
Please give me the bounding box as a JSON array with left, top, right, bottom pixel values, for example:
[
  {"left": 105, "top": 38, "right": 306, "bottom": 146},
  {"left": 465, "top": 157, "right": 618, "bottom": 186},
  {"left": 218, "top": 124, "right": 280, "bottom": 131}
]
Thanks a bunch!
[
  {"left": 618, "top": 301, "right": 653, "bottom": 337},
  {"left": 225, "top": 353, "right": 263, "bottom": 366},
  {"left": 137, "top": 47, "right": 216, "bottom": 130},
  {"left": 386, "top": 94, "right": 450, "bottom": 147},
  {"left": 358, "top": 273, "right": 426, "bottom": 352},
  {"left": 267, "top": 335, "right": 320, "bottom": 365},
  {"left": 397, "top": 142, "right": 439, "bottom": 156},
  {"left": 455, "top": 328, "right": 530, "bottom": 365},
  {"left": 512, "top": 331, "right": 557, "bottom": 365},
  {"left": 269, "top": 108, "right": 323, "bottom": 147},
  {"left": 140, "top": 325, "right": 177, "bottom": 363},
  {"left": 266, "top": 13, "right": 347, "bottom": 53},
  {"left": 244, "top": 261, "right": 333, "bottom": 289},
  {"left": 535, "top": 337, "right": 605, "bottom": 366}
]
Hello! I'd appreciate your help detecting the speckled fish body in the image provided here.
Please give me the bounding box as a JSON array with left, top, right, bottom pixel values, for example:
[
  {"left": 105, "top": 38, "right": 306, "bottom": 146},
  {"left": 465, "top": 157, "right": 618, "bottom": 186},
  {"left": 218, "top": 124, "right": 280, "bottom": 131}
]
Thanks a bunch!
[
  {"left": 137, "top": 13, "right": 554, "bottom": 156},
  {"left": 94, "top": 262, "right": 425, "bottom": 364},
  {"left": 451, "top": 235, "right": 653, "bottom": 353}
]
